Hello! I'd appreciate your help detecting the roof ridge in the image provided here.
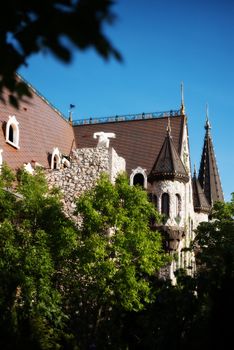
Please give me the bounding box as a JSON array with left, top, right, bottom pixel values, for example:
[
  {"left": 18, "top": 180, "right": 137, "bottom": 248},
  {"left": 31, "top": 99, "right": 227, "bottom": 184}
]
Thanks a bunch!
[
  {"left": 16, "top": 73, "right": 69, "bottom": 123},
  {"left": 73, "top": 110, "right": 182, "bottom": 126}
]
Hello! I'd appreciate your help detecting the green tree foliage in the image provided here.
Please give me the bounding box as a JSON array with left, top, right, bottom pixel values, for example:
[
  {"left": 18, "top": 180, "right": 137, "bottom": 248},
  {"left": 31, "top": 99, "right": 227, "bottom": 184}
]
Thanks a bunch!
[
  {"left": 122, "top": 195, "right": 234, "bottom": 350},
  {"left": 0, "top": 164, "right": 78, "bottom": 349},
  {"left": 1, "top": 163, "right": 232, "bottom": 349},
  {"left": 189, "top": 194, "right": 234, "bottom": 349},
  {"left": 0, "top": 0, "right": 121, "bottom": 106},
  {"left": 0, "top": 167, "right": 168, "bottom": 349},
  {"left": 64, "top": 174, "right": 169, "bottom": 348}
]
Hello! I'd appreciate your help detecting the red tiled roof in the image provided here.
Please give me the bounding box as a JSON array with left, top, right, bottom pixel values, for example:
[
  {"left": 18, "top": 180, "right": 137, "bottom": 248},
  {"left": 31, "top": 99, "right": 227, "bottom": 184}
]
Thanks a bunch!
[
  {"left": 0, "top": 88, "right": 75, "bottom": 170},
  {"left": 73, "top": 115, "right": 185, "bottom": 175}
]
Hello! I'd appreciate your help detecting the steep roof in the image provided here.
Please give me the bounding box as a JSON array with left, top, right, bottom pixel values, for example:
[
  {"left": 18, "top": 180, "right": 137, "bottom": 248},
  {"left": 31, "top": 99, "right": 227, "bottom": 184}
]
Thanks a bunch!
[
  {"left": 192, "top": 167, "right": 210, "bottom": 213},
  {"left": 148, "top": 121, "right": 189, "bottom": 183},
  {"left": 198, "top": 118, "right": 224, "bottom": 205},
  {"left": 73, "top": 112, "right": 185, "bottom": 175},
  {"left": 0, "top": 79, "right": 75, "bottom": 169}
]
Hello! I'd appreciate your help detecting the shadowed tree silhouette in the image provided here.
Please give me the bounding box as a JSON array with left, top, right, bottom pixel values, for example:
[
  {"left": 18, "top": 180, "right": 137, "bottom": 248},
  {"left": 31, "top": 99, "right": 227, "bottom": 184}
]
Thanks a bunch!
[{"left": 0, "top": 0, "right": 121, "bottom": 107}]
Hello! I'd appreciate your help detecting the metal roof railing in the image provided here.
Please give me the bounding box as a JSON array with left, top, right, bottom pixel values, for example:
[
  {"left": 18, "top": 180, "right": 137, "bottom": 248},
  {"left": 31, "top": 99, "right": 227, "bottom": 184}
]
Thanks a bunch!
[{"left": 73, "top": 109, "right": 181, "bottom": 126}]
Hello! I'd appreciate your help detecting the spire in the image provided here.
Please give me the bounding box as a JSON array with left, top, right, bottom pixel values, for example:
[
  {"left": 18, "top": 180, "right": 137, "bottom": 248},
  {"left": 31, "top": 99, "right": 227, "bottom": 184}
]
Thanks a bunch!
[
  {"left": 192, "top": 165, "right": 210, "bottom": 213},
  {"left": 205, "top": 103, "right": 211, "bottom": 134},
  {"left": 148, "top": 123, "right": 189, "bottom": 183},
  {"left": 180, "top": 82, "right": 185, "bottom": 115},
  {"left": 198, "top": 109, "right": 224, "bottom": 205}
]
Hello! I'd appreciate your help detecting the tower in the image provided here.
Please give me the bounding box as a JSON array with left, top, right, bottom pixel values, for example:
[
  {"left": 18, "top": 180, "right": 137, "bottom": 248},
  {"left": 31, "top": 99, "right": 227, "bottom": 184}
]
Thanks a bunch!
[{"left": 198, "top": 110, "right": 224, "bottom": 205}]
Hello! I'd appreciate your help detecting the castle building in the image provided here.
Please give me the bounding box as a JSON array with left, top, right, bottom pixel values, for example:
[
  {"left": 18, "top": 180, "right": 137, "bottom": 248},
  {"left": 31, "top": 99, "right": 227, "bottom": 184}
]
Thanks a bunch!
[{"left": 0, "top": 77, "right": 224, "bottom": 278}]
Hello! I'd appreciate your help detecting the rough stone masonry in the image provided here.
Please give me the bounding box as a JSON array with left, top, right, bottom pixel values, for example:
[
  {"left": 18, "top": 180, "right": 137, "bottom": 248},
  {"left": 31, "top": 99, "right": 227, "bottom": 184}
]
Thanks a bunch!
[{"left": 46, "top": 147, "right": 126, "bottom": 221}]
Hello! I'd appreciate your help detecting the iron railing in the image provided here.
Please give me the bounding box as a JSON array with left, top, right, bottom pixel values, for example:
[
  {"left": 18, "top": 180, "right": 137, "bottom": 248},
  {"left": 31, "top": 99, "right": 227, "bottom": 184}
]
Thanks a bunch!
[{"left": 73, "top": 109, "right": 181, "bottom": 126}]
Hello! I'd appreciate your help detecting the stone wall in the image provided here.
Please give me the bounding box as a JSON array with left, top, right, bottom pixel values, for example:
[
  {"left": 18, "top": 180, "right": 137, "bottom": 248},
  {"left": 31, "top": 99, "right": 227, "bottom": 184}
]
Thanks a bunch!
[{"left": 46, "top": 147, "right": 126, "bottom": 219}]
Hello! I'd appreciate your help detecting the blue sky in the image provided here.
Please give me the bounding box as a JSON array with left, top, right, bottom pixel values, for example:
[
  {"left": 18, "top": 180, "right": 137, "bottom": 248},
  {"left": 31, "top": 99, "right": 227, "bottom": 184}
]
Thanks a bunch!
[{"left": 19, "top": 0, "right": 234, "bottom": 201}]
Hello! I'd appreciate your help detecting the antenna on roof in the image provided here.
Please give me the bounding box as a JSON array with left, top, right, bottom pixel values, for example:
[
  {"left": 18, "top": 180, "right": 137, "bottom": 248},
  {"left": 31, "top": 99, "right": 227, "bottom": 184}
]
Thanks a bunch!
[
  {"left": 68, "top": 104, "right": 75, "bottom": 124},
  {"left": 180, "top": 81, "right": 185, "bottom": 115}
]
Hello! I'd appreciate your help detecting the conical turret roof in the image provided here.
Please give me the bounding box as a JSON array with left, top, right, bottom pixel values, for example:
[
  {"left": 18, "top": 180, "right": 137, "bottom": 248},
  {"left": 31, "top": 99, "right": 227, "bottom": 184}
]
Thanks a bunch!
[
  {"left": 148, "top": 120, "right": 189, "bottom": 183},
  {"left": 198, "top": 118, "right": 224, "bottom": 205},
  {"left": 192, "top": 166, "right": 210, "bottom": 213}
]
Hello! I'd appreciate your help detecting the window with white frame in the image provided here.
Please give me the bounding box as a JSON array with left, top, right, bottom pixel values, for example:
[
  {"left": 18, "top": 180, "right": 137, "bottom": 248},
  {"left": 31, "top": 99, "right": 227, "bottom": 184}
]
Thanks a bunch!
[
  {"left": 51, "top": 147, "right": 61, "bottom": 169},
  {"left": 6, "top": 116, "right": 20, "bottom": 149},
  {"left": 130, "top": 167, "right": 147, "bottom": 189}
]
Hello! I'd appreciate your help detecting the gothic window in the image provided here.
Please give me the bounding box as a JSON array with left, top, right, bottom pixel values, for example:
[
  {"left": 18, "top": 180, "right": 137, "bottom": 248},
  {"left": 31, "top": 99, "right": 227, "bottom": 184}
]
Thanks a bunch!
[
  {"left": 6, "top": 116, "right": 20, "bottom": 149},
  {"left": 130, "top": 167, "right": 147, "bottom": 189},
  {"left": 161, "top": 193, "right": 170, "bottom": 217},
  {"left": 175, "top": 194, "right": 181, "bottom": 217}
]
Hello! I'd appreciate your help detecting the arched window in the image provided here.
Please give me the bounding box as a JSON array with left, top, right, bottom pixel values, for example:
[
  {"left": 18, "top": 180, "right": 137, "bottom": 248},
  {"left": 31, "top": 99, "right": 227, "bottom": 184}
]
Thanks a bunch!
[
  {"left": 175, "top": 194, "right": 181, "bottom": 217},
  {"left": 6, "top": 116, "right": 20, "bottom": 149},
  {"left": 133, "top": 173, "right": 144, "bottom": 187},
  {"left": 51, "top": 147, "right": 61, "bottom": 170},
  {"left": 130, "top": 167, "right": 147, "bottom": 189},
  {"left": 161, "top": 193, "right": 170, "bottom": 217}
]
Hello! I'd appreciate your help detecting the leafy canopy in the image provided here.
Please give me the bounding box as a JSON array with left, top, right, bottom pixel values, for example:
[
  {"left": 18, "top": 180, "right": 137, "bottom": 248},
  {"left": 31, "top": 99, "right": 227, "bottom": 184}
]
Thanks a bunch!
[
  {"left": 0, "top": 164, "right": 78, "bottom": 349},
  {"left": 74, "top": 173, "right": 169, "bottom": 312}
]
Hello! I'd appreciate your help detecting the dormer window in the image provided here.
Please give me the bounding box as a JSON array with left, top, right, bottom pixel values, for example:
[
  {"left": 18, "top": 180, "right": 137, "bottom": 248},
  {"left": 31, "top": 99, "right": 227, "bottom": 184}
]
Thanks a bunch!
[
  {"left": 130, "top": 167, "right": 147, "bottom": 189},
  {"left": 51, "top": 147, "right": 61, "bottom": 170},
  {"left": 6, "top": 116, "right": 20, "bottom": 149}
]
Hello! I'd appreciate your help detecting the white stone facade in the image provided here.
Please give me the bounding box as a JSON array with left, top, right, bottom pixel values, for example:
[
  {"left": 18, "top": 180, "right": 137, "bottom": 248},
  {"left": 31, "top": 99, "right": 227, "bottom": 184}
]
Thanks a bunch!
[
  {"left": 46, "top": 146, "right": 125, "bottom": 220},
  {"left": 148, "top": 120, "right": 208, "bottom": 281}
]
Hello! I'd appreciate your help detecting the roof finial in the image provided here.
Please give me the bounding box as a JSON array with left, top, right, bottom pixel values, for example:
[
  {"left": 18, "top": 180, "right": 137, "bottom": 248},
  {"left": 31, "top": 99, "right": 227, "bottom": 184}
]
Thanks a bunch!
[
  {"left": 68, "top": 104, "right": 75, "bottom": 124},
  {"left": 180, "top": 81, "right": 185, "bottom": 115},
  {"left": 167, "top": 117, "right": 171, "bottom": 136},
  {"left": 205, "top": 103, "right": 211, "bottom": 131}
]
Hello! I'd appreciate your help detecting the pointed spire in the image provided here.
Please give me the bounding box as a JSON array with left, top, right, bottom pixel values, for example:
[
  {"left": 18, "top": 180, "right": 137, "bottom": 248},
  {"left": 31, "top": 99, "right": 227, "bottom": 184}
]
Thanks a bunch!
[
  {"left": 148, "top": 123, "right": 189, "bottom": 183},
  {"left": 180, "top": 82, "right": 185, "bottom": 115},
  {"left": 198, "top": 109, "right": 224, "bottom": 205},
  {"left": 205, "top": 103, "right": 211, "bottom": 133},
  {"left": 192, "top": 166, "right": 210, "bottom": 213}
]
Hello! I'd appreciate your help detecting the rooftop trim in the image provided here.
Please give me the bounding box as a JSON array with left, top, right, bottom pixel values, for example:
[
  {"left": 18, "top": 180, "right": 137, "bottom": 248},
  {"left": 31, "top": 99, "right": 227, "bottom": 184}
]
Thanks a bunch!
[
  {"left": 16, "top": 73, "right": 69, "bottom": 123},
  {"left": 73, "top": 109, "right": 181, "bottom": 126}
]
